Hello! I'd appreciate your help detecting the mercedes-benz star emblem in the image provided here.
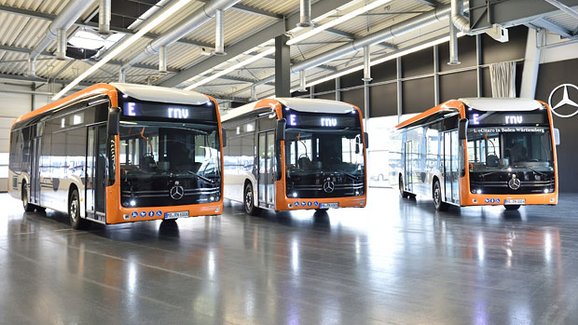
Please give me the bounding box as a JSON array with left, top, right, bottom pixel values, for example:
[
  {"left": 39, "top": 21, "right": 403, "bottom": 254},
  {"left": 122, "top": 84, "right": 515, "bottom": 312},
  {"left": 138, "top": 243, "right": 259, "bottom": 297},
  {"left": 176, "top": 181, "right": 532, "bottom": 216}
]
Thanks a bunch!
[
  {"left": 323, "top": 179, "right": 335, "bottom": 193},
  {"left": 508, "top": 174, "right": 521, "bottom": 191},
  {"left": 170, "top": 182, "right": 184, "bottom": 200},
  {"left": 548, "top": 83, "right": 578, "bottom": 118}
]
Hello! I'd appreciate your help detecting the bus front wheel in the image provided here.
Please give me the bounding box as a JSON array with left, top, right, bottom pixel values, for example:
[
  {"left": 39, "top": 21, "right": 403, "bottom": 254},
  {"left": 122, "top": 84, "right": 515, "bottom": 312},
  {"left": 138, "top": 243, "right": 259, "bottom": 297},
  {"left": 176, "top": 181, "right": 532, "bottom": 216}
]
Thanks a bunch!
[
  {"left": 21, "top": 182, "right": 35, "bottom": 212},
  {"left": 504, "top": 205, "right": 521, "bottom": 211},
  {"left": 69, "top": 188, "right": 89, "bottom": 230},
  {"left": 432, "top": 179, "right": 449, "bottom": 211},
  {"left": 244, "top": 182, "right": 258, "bottom": 216}
]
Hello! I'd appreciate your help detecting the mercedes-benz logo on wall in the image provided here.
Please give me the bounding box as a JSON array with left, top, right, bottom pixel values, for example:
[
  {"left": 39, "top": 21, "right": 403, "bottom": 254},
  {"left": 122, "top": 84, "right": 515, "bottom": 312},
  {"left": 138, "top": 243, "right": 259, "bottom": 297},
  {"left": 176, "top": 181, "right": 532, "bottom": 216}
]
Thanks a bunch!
[
  {"left": 323, "top": 179, "right": 335, "bottom": 193},
  {"left": 508, "top": 175, "right": 521, "bottom": 191},
  {"left": 548, "top": 83, "right": 578, "bottom": 118},
  {"left": 170, "top": 181, "right": 184, "bottom": 200}
]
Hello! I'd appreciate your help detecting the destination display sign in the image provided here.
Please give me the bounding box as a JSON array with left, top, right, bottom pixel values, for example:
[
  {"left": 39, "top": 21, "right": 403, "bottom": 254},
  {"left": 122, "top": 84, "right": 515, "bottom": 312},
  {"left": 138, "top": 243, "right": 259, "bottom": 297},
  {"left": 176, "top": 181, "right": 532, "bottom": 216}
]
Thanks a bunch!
[
  {"left": 467, "top": 109, "right": 548, "bottom": 126},
  {"left": 284, "top": 110, "right": 360, "bottom": 129},
  {"left": 119, "top": 99, "right": 216, "bottom": 122}
]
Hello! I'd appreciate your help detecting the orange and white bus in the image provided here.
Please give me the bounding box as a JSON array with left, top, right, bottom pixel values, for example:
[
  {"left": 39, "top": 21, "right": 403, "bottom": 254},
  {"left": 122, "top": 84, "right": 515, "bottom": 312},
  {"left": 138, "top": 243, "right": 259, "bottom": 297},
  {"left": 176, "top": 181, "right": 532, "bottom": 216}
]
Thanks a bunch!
[
  {"left": 395, "top": 98, "right": 558, "bottom": 211},
  {"left": 222, "top": 98, "right": 367, "bottom": 215},
  {"left": 9, "top": 83, "right": 224, "bottom": 228}
]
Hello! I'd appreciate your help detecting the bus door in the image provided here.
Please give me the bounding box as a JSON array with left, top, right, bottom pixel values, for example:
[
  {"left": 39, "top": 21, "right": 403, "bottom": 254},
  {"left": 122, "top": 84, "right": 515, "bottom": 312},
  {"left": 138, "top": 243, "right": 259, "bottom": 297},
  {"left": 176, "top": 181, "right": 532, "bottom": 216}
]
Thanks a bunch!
[
  {"left": 30, "top": 134, "right": 41, "bottom": 205},
  {"left": 257, "top": 131, "right": 276, "bottom": 208},
  {"left": 442, "top": 130, "right": 459, "bottom": 204},
  {"left": 86, "top": 125, "right": 107, "bottom": 220},
  {"left": 404, "top": 140, "right": 414, "bottom": 192}
]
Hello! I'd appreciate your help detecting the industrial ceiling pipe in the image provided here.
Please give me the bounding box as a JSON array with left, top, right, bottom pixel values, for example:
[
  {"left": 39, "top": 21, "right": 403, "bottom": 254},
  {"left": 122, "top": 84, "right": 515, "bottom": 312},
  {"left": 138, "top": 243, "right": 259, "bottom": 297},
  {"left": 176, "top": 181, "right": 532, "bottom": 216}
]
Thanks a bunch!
[
  {"left": 214, "top": 9, "right": 226, "bottom": 56},
  {"left": 159, "top": 46, "right": 168, "bottom": 74},
  {"left": 122, "top": 0, "right": 240, "bottom": 70},
  {"left": 28, "top": 0, "right": 96, "bottom": 75},
  {"left": 298, "top": 0, "right": 312, "bottom": 27},
  {"left": 55, "top": 29, "right": 68, "bottom": 60},
  {"left": 292, "top": 4, "right": 453, "bottom": 72},
  {"left": 448, "top": 0, "right": 470, "bottom": 65},
  {"left": 99, "top": 0, "right": 111, "bottom": 35}
]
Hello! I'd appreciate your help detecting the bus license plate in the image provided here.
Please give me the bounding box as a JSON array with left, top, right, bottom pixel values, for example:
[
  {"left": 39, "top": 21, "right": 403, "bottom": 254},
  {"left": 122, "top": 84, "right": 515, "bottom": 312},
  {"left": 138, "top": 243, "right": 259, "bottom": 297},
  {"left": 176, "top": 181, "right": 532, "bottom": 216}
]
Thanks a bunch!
[
  {"left": 504, "top": 199, "right": 525, "bottom": 205},
  {"left": 320, "top": 202, "right": 339, "bottom": 209},
  {"left": 164, "top": 211, "right": 189, "bottom": 219}
]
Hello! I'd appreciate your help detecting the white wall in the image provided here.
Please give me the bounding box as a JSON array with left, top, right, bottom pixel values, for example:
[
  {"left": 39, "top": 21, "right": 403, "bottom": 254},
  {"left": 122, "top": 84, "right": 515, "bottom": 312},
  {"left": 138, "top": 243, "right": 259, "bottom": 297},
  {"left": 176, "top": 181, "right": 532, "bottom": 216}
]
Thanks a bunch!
[{"left": 0, "top": 81, "right": 59, "bottom": 191}]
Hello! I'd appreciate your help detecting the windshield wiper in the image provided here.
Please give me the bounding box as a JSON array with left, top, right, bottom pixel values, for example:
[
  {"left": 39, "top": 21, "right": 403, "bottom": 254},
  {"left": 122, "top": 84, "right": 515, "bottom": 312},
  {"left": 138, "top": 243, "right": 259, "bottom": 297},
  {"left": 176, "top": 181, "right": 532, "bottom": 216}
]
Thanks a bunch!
[
  {"left": 186, "top": 170, "right": 217, "bottom": 183},
  {"left": 344, "top": 172, "right": 360, "bottom": 180}
]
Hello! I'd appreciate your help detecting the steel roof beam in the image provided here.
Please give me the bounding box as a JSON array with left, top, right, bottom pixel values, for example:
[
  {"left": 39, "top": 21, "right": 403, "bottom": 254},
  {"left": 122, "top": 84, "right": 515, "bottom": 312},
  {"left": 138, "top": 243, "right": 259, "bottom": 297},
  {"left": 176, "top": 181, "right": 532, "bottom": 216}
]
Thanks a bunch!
[
  {"left": 161, "top": 0, "right": 352, "bottom": 87},
  {"left": 531, "top": 17, "right": 575, "bottom": 38},
  {"left": 544, "top": 0, "right": 578, "bottom": 20},
  {"left": 0, "top": 4, "right": 214, "bottom": 49}
]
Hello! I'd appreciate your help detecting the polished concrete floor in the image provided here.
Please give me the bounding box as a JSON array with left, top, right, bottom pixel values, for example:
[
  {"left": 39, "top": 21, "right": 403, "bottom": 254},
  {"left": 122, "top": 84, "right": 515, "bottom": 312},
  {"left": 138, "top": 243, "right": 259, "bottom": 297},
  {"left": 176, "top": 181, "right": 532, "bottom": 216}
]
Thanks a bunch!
[{"left": 1, "top": 189, "right": 578, "bottom": 324}]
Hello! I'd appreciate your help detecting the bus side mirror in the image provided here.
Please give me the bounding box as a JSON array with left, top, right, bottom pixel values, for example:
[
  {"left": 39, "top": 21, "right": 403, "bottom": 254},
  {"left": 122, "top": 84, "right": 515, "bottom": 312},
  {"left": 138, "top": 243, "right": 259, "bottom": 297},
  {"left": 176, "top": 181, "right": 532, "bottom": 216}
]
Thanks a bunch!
[
  {"left": 458, "top": 118, "right": 468, "bottom": 140},
  {"left": 107, "top": 107, "right": 120, "bottom": 135},
  {"left": 364, "top": 132, "right": 369, "bottom": 149},
  {"left": 554, "top": 128, "right": 560, "bottom": 146},
  {"left": 276, "top": 118, "right": 286, "bottom": 141},
  {"left": 221, "top": 128, "right": 227, "bottom": 147}
]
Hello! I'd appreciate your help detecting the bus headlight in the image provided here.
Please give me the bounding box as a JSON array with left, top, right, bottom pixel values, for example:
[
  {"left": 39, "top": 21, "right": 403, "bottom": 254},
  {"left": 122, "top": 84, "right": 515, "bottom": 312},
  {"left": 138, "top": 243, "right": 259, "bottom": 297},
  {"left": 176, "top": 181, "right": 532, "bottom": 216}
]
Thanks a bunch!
[
  {"left": 130, "top": 200, "right": 136, "bottom": 207},
  {"left": 544, "top": 189, "right": 549, "bottom": 194},
  {"left": 292, "top": 192, "right": 298, "bottom": 198},
  {"left": 210, "top": 196, "right": 215, "bottom": 201},
  {"left": 476, "top": 189, "right": 482, "bottom": 194}
]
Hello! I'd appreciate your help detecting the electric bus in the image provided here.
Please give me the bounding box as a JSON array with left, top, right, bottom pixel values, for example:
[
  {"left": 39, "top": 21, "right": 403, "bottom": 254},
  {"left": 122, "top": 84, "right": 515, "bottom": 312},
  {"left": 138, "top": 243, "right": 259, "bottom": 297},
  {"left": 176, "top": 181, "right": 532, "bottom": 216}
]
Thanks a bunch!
[
  {"left": 9, "top": 83, "right": 224, "bottom": 228},
  {"left": 222, "top": 98, "right": 368, "bottom": 215},
  {"left": 395, "top": 98, "right": 558, "bottom": 211}
]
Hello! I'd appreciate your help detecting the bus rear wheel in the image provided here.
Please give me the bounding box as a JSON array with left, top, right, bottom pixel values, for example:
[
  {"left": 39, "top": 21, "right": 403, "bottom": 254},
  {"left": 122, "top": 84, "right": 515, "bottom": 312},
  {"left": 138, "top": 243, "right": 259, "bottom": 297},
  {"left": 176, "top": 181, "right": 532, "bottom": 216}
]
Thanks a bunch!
[
  {"left": 432, "top": 179, "right": 448, "bottom": 211},
  {"left": 244, "top": 182, "right": 258, "bottom": 216},
  {"left": 504, "top": 205, "right": 521, "bottom": 211},
  {"left": 22, "top": 182, "right": 35, "bottom": 212},
  {"left": 69, "top": 188, "right": 89, "bottom": 230}
]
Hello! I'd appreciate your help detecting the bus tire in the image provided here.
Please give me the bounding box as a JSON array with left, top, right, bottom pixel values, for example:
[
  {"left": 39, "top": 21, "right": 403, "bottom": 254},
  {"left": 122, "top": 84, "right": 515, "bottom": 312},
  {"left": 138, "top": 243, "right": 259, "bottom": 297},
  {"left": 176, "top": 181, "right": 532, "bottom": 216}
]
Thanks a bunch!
[
  {"left": 399, "top": 175, "right": 412, "bottom": 199},
  {"left": 21, "top": 182, "right": 35, "bottom": 212},
  {"left": 69, "top": 188, "right": 89, "bottom": 230},
  {"left": 504, "top": 205, "right": 520, "bottom": 211},
  {"left": 315, "top": 208, "right": 328, "bottom": 213},
  {"left": 432, "top": 179, "right": 448, "bottom": 211},
  {"left": 244, "top": 182, "right": 258, "bottom": 216}
]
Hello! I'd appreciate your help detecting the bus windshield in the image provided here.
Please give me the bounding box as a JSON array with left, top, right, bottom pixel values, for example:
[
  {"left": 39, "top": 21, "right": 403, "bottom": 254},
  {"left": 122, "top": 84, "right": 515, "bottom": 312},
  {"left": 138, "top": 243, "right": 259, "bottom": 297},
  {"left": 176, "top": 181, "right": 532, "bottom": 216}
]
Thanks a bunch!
[
  {"left": 119, "top": 121, "right": 221, "bottom": 207},
  {"left": 284, "top": 129, "right": 364, "bottom": 198},
  {"left": 467, "top": 126, "right": 554, "bottom": 172}
]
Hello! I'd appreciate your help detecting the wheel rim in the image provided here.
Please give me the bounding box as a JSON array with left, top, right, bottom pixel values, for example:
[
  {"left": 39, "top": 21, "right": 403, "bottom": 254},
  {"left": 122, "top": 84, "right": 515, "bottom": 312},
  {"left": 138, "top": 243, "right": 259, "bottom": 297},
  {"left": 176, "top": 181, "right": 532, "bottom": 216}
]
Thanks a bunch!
[
  {"left": 70, "top": 194, "right": 79, "bottom": 222},
  {"left": 433, "top": 182, "right": 441, "bottom": 207},
  {"left": 245, "top": 186, "right": 253, "bottom": 211}
]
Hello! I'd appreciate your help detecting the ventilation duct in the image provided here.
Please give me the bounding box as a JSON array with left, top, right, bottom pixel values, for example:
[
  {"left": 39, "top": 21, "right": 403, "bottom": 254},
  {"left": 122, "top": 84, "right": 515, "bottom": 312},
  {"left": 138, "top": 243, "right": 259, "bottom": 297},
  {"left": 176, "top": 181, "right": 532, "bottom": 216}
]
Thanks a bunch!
[
  {"left": 28, "top": 0, "right": 96, "bottom": 75},
  {"left": 99, "top": 0, "right": 111, "bottom": 35},
  {"left": 122, "top": 0, "right": 240, "bottom": 69},
  {"left": 448, "top": 0, "right": 470, "bottom": 65},
  {"left": 55, "top": 29, "right": 68, "bottom": 60},
  {"left": 298, "top": 0, "right": 312, "bottom": 27},
  {"left": 214, "top": 9, "right": 226, "bottom": 55},
  {"left": 159, "top": 46, "right": 168, "bottom": 74}
]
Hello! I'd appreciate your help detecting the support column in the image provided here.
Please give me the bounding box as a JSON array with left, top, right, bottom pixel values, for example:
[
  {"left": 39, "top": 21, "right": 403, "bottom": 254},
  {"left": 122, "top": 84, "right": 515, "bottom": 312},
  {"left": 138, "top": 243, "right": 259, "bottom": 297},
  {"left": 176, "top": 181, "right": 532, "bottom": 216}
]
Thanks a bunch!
[
  {"left": 433, "top": 45, "right": 440, "bottom": 105},
  {"left": 476, "top": 35, "right": 483, "bottom": 97},
  {"left": 520, "top": 28, "right": 543, "bottom": 99},
  {"left": 335, "top": 78, "right": 341, "bottom": 101},
  {"left": 396, "top": 57, "right": 402, "bottom": 122},
  {"left": 275, "top": 34, "right": 291, "bottom": 97}
]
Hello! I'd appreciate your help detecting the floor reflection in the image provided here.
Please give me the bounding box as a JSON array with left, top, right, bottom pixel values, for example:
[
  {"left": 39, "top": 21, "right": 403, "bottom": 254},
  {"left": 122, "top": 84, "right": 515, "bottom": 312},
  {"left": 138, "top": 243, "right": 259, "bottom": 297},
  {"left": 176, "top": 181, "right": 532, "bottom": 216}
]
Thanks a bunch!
[{"left": 0, "top": 190, "right": 577, "bottom": 323}]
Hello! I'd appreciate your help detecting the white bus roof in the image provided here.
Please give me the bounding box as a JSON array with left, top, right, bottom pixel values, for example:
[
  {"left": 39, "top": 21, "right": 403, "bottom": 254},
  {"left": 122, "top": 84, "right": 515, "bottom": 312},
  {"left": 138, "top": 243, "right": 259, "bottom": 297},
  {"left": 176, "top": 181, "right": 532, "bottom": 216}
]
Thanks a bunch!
[
  {"left": 221, "top": 97, "right": 357, "bottom": 121},
  {"left": 111, "top": 83, "right": 211, "bottom": 106},
  {"left": 459, "top": 98, "right": 543, "bottom": 111}
]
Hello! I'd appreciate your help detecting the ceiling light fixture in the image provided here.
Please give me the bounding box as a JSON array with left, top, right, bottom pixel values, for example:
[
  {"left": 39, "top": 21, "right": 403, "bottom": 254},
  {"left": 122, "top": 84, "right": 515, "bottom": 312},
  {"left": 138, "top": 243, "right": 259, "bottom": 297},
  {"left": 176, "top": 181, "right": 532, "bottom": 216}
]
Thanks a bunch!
[
  {"left": 53, "top": 0, "right": 192, "bottom": 100},
  {"left": 286, "top": 0, "right": 394, "bottom": 46}
]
